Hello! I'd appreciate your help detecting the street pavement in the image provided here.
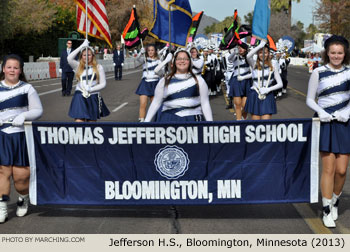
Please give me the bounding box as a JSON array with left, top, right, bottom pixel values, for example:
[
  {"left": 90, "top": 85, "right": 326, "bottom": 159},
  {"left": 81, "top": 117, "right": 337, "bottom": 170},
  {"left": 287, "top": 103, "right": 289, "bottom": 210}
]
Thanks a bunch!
[{"left": 0, "top": 65, "right": 349, "bottom": 234}]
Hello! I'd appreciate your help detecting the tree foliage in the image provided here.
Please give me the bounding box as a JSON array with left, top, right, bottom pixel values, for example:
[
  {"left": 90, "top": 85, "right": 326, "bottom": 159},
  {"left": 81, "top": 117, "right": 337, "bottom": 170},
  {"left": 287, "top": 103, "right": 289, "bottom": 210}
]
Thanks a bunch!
[{"left": 315, "top": 0, "right": 350, "bottom": 38}]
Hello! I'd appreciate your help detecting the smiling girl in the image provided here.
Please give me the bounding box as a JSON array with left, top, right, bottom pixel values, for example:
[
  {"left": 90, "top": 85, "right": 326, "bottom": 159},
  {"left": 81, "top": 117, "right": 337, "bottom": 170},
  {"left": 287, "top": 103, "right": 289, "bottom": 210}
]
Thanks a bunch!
[
  {"left": 306, "top": 35, "right": 350, "bottom": 228},
  {"left": 0, "top": 54, "right": 43, "bottom": 223}
]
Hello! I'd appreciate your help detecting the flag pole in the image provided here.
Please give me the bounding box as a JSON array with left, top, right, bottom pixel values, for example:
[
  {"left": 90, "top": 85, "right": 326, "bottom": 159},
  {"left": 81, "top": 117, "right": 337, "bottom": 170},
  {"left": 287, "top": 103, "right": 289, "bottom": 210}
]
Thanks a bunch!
[
  {"left": 85, "top": 0, "right": 89, "bottom": 95},
  {"left": 135, "top": 4, "right": 148, "bottom": 74},
  {"left": 168, "top": 2, "right": 172, "bottom": 51}
]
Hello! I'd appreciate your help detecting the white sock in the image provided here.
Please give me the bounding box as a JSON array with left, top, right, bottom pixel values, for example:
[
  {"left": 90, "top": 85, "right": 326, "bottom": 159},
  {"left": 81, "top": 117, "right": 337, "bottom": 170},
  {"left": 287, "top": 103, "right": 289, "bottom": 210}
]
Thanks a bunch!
[
  {"left": 322, "top": 197, "right": 332, "bottom": 208},
  {"left": 332, "top": 192, "right": 341, "bottom": 204}
]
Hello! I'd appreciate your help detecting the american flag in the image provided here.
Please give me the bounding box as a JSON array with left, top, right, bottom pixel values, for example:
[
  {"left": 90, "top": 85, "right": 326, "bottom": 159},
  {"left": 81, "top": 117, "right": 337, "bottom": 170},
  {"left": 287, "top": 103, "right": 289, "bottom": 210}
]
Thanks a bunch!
[{"left": 75, "top": 0, "right": 112, "bottom": 48}]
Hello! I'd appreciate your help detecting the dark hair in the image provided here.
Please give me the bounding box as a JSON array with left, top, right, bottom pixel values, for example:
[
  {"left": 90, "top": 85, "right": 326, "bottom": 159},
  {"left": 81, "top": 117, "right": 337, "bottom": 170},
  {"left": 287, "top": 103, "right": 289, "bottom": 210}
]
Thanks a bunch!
[
  {"left": 165, "top": 50, "right": 198, "bottom": 88},
  {"left": 145, "top": 44, "right": 158, "bottom": 59},
  {"left": 190, "top": 47, "right": 200, "bottom": 59},
  {"left": 0, "top": 54, "right": 27, "bottom": 82},
  {"left": 322, "top": 37, "right": 350, "bottom": 65}
]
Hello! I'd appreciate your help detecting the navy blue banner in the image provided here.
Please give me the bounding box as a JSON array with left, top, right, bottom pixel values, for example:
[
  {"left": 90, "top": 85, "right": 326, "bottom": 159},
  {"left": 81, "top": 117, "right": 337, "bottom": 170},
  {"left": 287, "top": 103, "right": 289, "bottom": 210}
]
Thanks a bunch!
[{"left": 25, "top": 119, "right": 320, "bottom": 205}]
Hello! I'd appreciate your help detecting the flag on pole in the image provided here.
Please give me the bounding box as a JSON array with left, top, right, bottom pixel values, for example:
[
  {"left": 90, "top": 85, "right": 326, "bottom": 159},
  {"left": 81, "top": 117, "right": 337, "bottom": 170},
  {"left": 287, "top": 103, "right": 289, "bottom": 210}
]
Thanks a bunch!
[
  {"left": 252, "top": 0, "right": 271, "bottom": 41},
  {"left": 122, "top": 7, "right": 143, "bottom": 49},
  {"left": 75, "top": 0, "right": 112, "bottom": 48},
  {"left": 188, "top": 11, "right": 203, "bottom": 43},
  {"left": 149, "top": 0, "right": 192, "bottom": 47},
  {"left": 219, "top": 10, "right": 240, "bottom": 50}
]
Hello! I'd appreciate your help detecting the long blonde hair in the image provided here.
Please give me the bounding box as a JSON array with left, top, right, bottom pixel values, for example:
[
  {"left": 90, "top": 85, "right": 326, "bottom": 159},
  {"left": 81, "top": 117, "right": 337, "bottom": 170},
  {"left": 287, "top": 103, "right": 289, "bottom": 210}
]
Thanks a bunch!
[
  {"left": 75, "top": 48, "right": 99, "bottom": 82},
  {"left": 256, "top": 47, "right": 273, "bottom": 71}
]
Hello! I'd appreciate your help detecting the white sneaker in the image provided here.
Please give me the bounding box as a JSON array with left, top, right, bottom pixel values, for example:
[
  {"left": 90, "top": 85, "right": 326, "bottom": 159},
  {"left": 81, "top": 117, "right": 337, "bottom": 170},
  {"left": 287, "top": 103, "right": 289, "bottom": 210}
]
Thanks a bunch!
[
  {"left": 0, "top": 201, "right": 8, "bottom": 223},
  {"left": 16, "top": 195, "right": 29, "bottom": 217},
  {"left": 282, "top": 88, "right": 287, "bottom": 94},
  {"left": 322, "top": 206, "right": 336, "bottom": 228},
  {"left": 277, "top": 92, "right": 282, "bottom": 97},
  {"left": 323, "top": 213, "right": 336, "bottom": 228}
]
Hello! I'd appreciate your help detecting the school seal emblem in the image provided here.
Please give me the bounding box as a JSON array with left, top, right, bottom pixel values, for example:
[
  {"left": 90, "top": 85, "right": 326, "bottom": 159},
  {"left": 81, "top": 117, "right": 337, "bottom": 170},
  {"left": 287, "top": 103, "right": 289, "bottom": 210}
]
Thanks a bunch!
[{"left": 154, "top": 145, "right": 189, "bottom": 179}]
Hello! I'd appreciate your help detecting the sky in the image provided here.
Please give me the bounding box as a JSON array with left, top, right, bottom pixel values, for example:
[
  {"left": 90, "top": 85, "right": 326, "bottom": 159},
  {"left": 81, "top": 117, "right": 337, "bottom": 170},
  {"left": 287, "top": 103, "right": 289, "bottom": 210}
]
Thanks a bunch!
[{"left": 189, "top": 0, "right": 316, "bottom": 28}]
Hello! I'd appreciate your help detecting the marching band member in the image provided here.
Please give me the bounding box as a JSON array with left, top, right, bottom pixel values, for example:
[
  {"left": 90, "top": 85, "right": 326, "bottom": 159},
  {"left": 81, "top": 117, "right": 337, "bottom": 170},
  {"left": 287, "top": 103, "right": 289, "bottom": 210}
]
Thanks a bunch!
[
  {"left": 227, "top": 43, "right": 251, "bottom": 120},
  {"left": 223, "top": 49, "right": 235, "bottom": 99},
  {"left": 202, "top": 48, "right": 214, "bottom": 94},
  {"left": 190, "top": 46, "right": 204, "bottom": 76},
  {"left": 306, "top": 35, "right": 350, "bottom": 228},
  {"left": 0, "top": 54, "right": 43, "bottom": 223},
  {"left": 208, "top": 46, "right": 218, "bottom": 95},
  {"left": 135, "top": 44, "right": 162, "bottom": 122},
  {"left": 145, "top": 50, "right": 213, "bottom": 122},
  {"left": 244, "top": 40, "right": 283, "bottom": 120},
  {"left": 67, "top": 39, "right": 110, "bottom": 122}
]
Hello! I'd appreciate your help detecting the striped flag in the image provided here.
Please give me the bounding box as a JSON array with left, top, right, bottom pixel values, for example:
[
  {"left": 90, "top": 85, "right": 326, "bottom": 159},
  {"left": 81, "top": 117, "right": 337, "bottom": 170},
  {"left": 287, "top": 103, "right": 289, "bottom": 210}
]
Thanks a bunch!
[
  {"left": 252, "top": 0, "right": 271, "bottom": 41},
  {"left": 75, "top": 0, "right": 112, "bottom": 48},
  {"left": 122, "top": 7, "right": 142, "bottom": 49},
  {"left": 188, "top": 11, "right": 203, "bottom": 43}
]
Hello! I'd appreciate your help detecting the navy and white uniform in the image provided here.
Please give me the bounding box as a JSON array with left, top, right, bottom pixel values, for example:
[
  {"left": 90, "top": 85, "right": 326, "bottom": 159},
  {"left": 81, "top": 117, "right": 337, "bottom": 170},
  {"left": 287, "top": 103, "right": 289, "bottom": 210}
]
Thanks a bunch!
[
  {"left": 308, "top": 65, "right": 350, "bottom": 153},
  {"left": 68, "top": 66, "right": 110, "bottom": 120},
  {"left": 228, "top": 53, "right": 251, "bottom": 98},
  {"left": 144, "top": 74, "right": 213, "bottom": 122},
  {"left": 0, "top": 81, "right": 42, "bottom": 166},
  {"left": 244, "top": 66, "right": 277, "bottom": 115},
  {"left": 135, "top": 57, "right": 161, "bottom": 96},
  {"left": 191, "top": 57, "right": 204, "bottom": 76},
  {"left": 224, "top": 51, "right": 234, "bottom": 94}
]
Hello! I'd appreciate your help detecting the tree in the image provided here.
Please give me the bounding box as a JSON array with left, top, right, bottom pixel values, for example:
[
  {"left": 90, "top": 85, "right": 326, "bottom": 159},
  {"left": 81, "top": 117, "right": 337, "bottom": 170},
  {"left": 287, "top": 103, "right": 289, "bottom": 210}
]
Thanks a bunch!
[
  {"left": 271, "top": 0, "right": 301, "bottom": 29},
  {"left": 315, "top": 0, "right": 350, "bottom": 38},
  {"left": 8, "top": 0, "right": 56, "bottom": 35},
  {"left": 0, "top": 0, "right": 11, "bottom": 57}
]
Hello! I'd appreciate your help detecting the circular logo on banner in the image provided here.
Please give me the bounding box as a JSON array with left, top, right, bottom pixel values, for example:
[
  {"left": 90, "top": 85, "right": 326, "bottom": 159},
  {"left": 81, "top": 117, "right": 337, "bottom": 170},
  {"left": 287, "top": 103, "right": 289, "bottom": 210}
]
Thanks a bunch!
[{"left": 154, "top": 145, "right": 189, "bottom": 179}]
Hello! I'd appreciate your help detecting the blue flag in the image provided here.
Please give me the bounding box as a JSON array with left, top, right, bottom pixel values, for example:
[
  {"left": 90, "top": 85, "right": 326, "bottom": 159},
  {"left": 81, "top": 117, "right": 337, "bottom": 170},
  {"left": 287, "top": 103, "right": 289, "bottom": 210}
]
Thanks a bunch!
[
  {"left": 149, "top": 0, "right": 192, "bottom": 47},
  {"left": 252, "top": 0, "right": 271, "bottom": 41}
]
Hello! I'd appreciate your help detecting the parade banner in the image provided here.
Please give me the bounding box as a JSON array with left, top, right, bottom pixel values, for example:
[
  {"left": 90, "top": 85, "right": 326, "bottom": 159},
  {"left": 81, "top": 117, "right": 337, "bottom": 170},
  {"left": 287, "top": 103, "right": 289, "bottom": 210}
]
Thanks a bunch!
[{"left": 24, "top": 119, "right": 320, "bottom": 206}]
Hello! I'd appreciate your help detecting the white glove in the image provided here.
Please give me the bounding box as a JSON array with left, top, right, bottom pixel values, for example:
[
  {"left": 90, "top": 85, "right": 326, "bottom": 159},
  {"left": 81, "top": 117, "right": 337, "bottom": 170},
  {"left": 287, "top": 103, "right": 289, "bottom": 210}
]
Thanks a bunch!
[
  {"left": 0, "top": 119, "right": 3, "bottom": 126},
  {"left": 113, "top": 63, "right": 116, "bottom": 66},
  {"left": 84, "top": 84, "right": 91, "bottom": 92},
  {"left": 121, "top": 63, "right": 124, "bottom": 67},
  {"left": 165, "top": 53, "right": 173, "bottom": 63},
  {"left": 318, "top": 110, "right": 333, "bottom": 122},
  {"left": 12, "top": 114, "right": 25, "bottom": 126},
  {"left": 140, "top": 47, "right": 145, "bottom": 54},
  {"left": 80, "top": 39, "right": 89, "bottom": 48},
  {"left": 237, "top": 75, "right": 244, "bottom": 81},
  {"left": 59, "top": 69, "right": 62, "bottom": 74},
  {"left": 259, "top": 87, "right": 270, "bottom": 95},
  {"left": 333, "top": 110, "right": 350, "bottom": 123}
]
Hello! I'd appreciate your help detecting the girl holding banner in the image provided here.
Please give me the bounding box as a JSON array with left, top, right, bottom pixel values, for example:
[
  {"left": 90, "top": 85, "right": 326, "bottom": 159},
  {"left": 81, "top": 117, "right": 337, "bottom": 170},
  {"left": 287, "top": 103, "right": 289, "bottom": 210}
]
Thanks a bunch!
[
  {"left": 244, "top": 40, "right": 283, "bottom": 120},
  {"left": 135, "top": 44, "right": 162, "bottom": 122},
  {"left": 306, "top": 35, "right": 350, "bottom": 228},
  {"left": 144, "top": 50, "right": 213, "bottom": 122},
  {"left": 0, "top": 54, "right": 43, "bottom": 223},
  {"left": 67, "top": 39, "right": 110, "bottom": 122}
]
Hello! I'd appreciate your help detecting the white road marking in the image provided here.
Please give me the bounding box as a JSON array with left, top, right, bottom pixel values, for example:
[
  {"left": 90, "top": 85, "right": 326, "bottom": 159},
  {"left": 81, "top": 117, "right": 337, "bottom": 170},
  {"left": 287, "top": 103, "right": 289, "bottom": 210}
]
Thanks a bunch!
[{"left": 112, "top": 102, "right": 128, "bottom": 112}]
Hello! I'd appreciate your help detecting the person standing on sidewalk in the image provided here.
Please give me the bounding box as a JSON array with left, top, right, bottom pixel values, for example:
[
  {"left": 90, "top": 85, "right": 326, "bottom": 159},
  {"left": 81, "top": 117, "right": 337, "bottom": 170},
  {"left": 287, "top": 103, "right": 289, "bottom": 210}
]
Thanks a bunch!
[
  {"left": 59, "top": 40, "right": 74, "bottom": 96},
  {"left": 113, "top": 44, "right": 124, "bottom": 80}
]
